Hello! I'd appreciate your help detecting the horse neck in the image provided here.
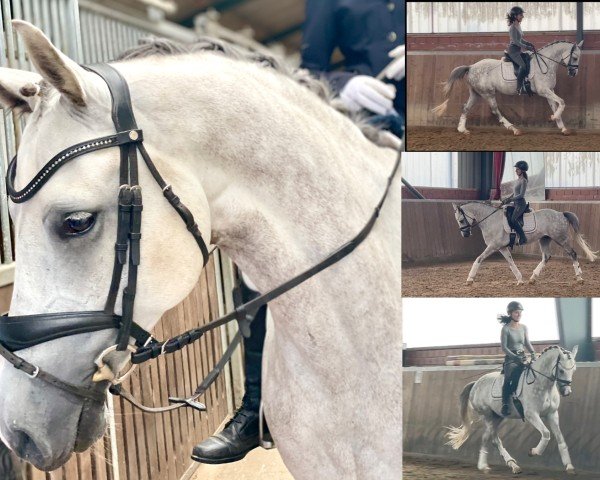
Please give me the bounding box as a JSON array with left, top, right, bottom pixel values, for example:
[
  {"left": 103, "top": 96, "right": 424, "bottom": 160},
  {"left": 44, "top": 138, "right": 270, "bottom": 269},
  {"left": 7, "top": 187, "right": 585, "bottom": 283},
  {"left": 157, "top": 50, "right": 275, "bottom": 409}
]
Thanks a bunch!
[
  {"left": 534, "top": 348, "right": 560, "bottom": 378},
  {"left": 115, "top": 55, "right": 397, "bottom": 292},
  {"left": 463, "top": 202, "right": 494, "bottom": 220},
  {"left": 541, "top": 42, "right": 571, "bottom": 62}
]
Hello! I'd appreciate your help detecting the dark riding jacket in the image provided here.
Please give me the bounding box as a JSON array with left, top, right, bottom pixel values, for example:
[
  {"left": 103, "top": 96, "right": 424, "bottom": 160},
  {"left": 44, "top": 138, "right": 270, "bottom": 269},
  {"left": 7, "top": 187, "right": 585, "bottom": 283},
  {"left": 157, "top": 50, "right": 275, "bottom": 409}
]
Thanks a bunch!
[{"left": 300, "top": 0, "right": 405, "bottom": 115}]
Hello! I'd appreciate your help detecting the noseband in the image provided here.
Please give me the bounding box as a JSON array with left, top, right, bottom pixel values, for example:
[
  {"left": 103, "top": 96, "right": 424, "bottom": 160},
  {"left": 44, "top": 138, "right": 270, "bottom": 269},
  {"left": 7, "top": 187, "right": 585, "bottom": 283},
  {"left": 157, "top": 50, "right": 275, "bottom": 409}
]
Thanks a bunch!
[
  {"left": 0, "top": 63, "right": 400, "bottom": 412},
  {"left": 456, "top": 202, "right": 501, "bottom": 233}
]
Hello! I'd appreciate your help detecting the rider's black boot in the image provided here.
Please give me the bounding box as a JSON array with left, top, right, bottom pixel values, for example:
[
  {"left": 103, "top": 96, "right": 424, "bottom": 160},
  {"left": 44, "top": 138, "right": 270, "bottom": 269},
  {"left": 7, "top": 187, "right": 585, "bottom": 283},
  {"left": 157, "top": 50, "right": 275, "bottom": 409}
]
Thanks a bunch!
[
  {"left": 513, "top": 222, "right": 527, "bottom": 245},
  {"left": 501, "top": 378, "right": 511, "bottom": 416},
  {"left": 191, "top": 280, "right": 267, "bottom": 464}
]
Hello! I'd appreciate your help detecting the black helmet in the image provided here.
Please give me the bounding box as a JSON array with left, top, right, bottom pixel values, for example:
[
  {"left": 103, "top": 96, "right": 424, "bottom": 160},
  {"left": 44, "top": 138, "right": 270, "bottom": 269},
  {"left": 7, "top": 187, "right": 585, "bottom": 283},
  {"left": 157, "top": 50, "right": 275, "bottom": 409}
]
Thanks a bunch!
[
  {"left": 507, "top": 301, "right": 524, "bottom": 313},
  {"left": 510, "top": 6, "right": 525, "bottom": 16},
  {"left": 514, "top": 160, "right": 529, "bottom": 171}
]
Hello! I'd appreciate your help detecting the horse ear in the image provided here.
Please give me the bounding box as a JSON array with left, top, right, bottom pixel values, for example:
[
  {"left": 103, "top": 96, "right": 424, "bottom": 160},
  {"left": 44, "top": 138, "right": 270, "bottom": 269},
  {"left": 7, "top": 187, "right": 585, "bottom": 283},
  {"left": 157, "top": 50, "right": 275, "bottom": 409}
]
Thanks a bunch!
[
  {"left": 571, "top": 345, "right": 578, "bottom": 359},
  {"left": 452, "top": 202, "right": 457, "bottom": 209},
  {"left": 12, "top": 20, "right": 87, "bottom": 106},
  {"left": 0, "top": 67, "right": 43, "bottom": 113},
  {"left": 577, "top": 40, "right": 584, "bottom": 49}
]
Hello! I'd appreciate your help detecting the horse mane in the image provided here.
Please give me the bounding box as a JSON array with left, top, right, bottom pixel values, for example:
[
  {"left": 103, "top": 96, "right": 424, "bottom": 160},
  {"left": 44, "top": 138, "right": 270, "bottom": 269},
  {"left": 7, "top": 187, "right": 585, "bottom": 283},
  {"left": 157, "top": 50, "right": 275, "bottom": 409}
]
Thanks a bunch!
[
  {"left": 539, "top": 40, "right": 573, "bottom": 50},
  {"left": 114, "top": 37, "right": 397, "bottom": 149},
  {"left": 538, "top": 344, "right": 571, "bottom": 360}
]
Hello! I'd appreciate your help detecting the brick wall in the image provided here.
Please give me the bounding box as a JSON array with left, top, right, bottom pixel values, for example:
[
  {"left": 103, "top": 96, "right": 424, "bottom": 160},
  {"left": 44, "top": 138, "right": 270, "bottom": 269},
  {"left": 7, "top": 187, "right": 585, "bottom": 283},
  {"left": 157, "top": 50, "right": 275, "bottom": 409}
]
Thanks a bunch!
[{"left": 401, "top": 187, "right": 480, "bottom": 200}]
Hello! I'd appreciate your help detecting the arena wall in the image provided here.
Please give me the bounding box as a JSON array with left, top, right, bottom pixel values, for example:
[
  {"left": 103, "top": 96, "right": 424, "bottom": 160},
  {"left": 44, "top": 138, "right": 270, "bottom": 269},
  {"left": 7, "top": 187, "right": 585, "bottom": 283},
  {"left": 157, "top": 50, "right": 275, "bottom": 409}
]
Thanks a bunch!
[
  {"left": 407, "top": 32, "right": 600, "bottom": 129},
  {"left": 402, "top": 200, "right": 600, "bottom": 263},
  {"left": 403, "top": 363, "right": 600, "bottom": 472}
]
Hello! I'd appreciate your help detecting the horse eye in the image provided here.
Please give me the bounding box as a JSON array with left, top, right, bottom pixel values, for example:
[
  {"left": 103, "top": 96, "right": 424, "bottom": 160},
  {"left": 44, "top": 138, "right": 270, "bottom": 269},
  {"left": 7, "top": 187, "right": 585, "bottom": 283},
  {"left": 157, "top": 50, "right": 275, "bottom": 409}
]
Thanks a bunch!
[{"left": 62, "top": 212, "right": 96, "bottom": 236}]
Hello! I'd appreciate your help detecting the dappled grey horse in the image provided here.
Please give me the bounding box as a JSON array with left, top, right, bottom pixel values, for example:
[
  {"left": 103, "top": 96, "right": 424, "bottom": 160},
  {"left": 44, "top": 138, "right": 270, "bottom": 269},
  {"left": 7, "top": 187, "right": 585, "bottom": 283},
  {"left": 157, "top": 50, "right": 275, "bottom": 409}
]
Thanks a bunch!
[
  {"left": 433, "top": 40, "right": 584, "bottom": 135},
  {"left": 446, "top": 346, "right": 578, "bottom": 475},
  {"left": 453, "top": 201, "right": 597, "bottom": 285}
]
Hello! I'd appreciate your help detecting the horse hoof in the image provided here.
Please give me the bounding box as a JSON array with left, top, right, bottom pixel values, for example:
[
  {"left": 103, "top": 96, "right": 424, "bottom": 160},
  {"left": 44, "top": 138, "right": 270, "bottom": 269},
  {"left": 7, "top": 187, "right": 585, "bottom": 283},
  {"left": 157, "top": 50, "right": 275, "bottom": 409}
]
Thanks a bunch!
[
  {"left": 479, "top": 467, "right": 491, "bottom": 474},
  {"left": 513, "top": 129, "right": 522, "bottom": 136},
  {"left": 517, "top": 280, "right": 524, "bottom": 286},
  {"left": 577, "top": 277, "right": 584, "bottom": 283},
  {"left": 460, "top": 129, "right": 470, "bottom": 135},
  {"left": 528, "top": 277, "right": 536, "bottom": 284},
  {"left": 562, "top": 129, "right": 572, "bottom": 136},
  {"left": 566, "top": 465, "right": 576, "bottom": 475},
  {"left": 466, "top": 278, "right": 474, "bottom": 285},
  {"left": 528, "top": 448, "right": 536, "bottom": 457}
]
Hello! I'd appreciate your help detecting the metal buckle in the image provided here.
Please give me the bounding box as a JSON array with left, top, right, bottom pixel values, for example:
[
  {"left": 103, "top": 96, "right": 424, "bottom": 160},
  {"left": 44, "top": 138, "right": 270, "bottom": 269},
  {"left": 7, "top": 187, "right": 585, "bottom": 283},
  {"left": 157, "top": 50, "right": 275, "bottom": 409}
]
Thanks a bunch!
[
  {"left": 259, "top": 401, "right": 275, "bottom": 449},
  {"left": 26, "top": 366, "right": 40, "bottom": 379}
]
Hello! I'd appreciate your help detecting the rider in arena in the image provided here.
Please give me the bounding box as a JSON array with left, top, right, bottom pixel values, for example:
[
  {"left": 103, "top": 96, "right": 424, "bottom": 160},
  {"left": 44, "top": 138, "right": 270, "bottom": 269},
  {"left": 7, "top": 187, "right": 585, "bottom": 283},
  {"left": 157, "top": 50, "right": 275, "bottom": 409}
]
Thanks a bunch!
[
  {"left": 499, "top": 301, "right": 536, "bottom": 416},
  {"left": 502, "top": 160, "right": 529, "bottom": 245},
  {"left": 506, "top": 6, "right": 536, "bottom": 95},
  {"left": 192, "top": 0, "right": 404, "bottom": 465}
]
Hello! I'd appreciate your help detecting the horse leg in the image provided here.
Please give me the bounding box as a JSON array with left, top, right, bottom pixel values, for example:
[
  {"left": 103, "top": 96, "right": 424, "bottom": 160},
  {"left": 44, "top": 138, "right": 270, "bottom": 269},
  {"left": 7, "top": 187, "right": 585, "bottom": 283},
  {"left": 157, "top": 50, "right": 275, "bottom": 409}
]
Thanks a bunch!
[
  {"left": 525, "top": 412, "right": 551, "bottom": 456},
  {"left": 490, "top": 417, "right": 521, "bottom": 474},
  {"left": 546, "top": 410, "right": 575, "bottom": 474},
  {"left": 499, "top": 247, "right": 524, "bottom": 285},
  {"left": 529, "top": 236, "right": 552, "bottom": 283},
  {"left": 467, "top": 245, "right": 496, "bottom": 284},
  {"left": 477, "top": 418, "right": 494, "bottom": 473},
  {"left": 561, "top": 243, "right": 584, "bottom": 283},
  {"left": 458, "top": 89, "right": 480, "bottom": 134},
  {"left": 482, "top": 94, "right": 521, "bottom": 135},
  {"left": 545, "top": 96, "right": 568, "bottom": 132},
  {"left": 540, "top": 89, "right": 569, "bottom": 134}
]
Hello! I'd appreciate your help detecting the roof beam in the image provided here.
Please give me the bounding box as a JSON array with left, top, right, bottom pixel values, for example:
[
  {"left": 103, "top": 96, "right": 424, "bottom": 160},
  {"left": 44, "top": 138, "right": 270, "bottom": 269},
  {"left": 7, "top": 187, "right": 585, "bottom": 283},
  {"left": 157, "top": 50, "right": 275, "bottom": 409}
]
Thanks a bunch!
[{"left": 261, "top": 22, "right": 304, "bottom": 44}]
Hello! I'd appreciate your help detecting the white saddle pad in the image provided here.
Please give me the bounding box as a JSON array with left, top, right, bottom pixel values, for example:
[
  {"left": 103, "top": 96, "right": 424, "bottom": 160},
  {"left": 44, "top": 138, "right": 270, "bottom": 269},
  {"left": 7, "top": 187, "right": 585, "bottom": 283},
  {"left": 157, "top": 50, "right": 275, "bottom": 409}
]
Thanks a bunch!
[
  {"left": 503, "top": 210, "right": 537, "bottom": 234},
  {"left": 501, "top": 61, "right": 535, "bottom": 82}
]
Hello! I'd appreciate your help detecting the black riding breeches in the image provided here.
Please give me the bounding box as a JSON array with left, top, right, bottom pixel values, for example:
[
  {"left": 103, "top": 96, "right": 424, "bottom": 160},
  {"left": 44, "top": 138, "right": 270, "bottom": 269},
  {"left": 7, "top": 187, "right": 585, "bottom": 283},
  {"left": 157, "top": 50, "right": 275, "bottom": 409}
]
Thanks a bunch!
[
  {"left": 507, "top": 50, "right": 528, "bottom": 88},
  {"left": 511, "top": 201, "right": 527, "bottom": 226},
  {"left": 502, "top": 356, "right": 524, "bottom": 402}
]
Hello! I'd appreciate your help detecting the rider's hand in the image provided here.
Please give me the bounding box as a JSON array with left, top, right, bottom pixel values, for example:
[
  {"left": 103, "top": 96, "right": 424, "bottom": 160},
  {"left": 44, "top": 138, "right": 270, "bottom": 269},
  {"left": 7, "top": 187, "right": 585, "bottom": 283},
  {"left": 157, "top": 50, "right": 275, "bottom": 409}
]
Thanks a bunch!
[
  {"left": 384, "top": 44, "right": 406, "bottom": 81},
  {"left": 339, "top": 75, "right": 396, "bottom": 115}
]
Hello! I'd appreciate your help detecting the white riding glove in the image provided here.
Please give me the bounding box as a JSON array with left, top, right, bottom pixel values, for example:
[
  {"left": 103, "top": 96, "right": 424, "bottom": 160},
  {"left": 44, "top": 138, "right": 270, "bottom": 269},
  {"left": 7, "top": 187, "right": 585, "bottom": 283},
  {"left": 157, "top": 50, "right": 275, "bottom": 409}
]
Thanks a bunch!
[
  {"left": 383, "top": 44, "right": 406, "bottom": 81},
  {"left": 339, "top": 75, "right": 396, "bottom": 115}
]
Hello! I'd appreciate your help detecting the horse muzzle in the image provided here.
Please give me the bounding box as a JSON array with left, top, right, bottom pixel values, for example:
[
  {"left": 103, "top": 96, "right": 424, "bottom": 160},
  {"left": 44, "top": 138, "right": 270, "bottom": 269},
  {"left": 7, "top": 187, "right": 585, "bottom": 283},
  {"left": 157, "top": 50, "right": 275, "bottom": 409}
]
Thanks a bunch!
[
  {"left": 560, "top": 386, "right": 572, "bottom": 396},
  {"left": 568, "top": 67, "right": 578, "bottom": 77}
]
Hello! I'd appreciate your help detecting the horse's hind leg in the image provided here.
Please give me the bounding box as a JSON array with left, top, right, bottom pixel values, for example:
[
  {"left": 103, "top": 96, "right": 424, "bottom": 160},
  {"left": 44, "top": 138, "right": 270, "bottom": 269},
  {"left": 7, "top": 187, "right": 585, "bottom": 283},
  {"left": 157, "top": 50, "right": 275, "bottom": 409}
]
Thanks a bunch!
[
  {"left": 490, "top": 416, "right": 521, "bottom": 474},
  {"left": 467, "top": 245, "right": 496, "bottom": 284},
  {"left": 458, "top": 88, "right": 480, "bottom": 134},
  {"left": 546, "top": 410, "right": 575, "bottom": 474},
  {"left": 482, "top": 94, "right": 521, "bottom": 135},
  {"left": 477, "top": 417, "right": 495, "bottom": 473},
  {"left": 560, "top": 243, "right": 584, "bottom": 283},
  {"left": 499, "top": 247, "right": 524, "bottom": 285},
  {"left": 529, "top": 236, "right": 552, "bottom": 283}
]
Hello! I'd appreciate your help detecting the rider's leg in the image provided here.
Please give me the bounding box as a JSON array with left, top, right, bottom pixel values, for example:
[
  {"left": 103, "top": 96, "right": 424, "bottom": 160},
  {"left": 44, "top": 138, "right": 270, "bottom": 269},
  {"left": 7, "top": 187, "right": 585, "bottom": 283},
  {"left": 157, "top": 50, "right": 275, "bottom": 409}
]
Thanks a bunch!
[
  {"left": 511, "top": 205, "right": 527, "bottom": 245},
  {"left": 457, "top": 88, "right": 480, "bottom": 134},
  {"left": 501, "top": 360, "right": 514, "bottom": 415},
  {"left": 508, "top": 52, "right": 527, "bottom": 94},
  {"left": 192, "top": 279, "right": 267, "bottom": 464}
]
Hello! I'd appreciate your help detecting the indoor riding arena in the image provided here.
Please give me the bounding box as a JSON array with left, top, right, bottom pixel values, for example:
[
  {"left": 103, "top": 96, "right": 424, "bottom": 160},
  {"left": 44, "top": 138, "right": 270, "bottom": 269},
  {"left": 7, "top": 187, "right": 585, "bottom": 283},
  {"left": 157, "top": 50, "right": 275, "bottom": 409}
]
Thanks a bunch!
[
  {"left": 402, "top": 152, "right": 600, "bottom": 297},
  {"left": 402, "top": 301, "right": 600, "bottom": 479},
  {"left": 406, "top": 3, "right": 600, "bottom": 151}
]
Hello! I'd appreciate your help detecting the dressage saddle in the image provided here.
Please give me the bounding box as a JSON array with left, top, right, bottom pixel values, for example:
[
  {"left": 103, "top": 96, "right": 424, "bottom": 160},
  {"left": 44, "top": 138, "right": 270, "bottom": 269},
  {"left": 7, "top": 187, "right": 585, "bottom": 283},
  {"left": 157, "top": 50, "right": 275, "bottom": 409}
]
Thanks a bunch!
[
  {"left": 503, "top": 51, "right": 532, "bottom": 78},
  {"left": 505, "top": 204, "right": 531, "bottom": 228}
]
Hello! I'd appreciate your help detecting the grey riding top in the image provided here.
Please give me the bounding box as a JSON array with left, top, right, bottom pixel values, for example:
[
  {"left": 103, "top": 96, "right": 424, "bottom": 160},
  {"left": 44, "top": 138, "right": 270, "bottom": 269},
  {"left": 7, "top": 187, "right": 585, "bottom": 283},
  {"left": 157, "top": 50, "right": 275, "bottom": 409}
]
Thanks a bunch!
[
  {"left": 501, "top": 324, "right": 535, "bottom": 361},
  {"left": 508, "top": 22, "right": 534, "bottom": 53},
  {"left": 512, "top": 176, "right": 527, "bottom": 205}
]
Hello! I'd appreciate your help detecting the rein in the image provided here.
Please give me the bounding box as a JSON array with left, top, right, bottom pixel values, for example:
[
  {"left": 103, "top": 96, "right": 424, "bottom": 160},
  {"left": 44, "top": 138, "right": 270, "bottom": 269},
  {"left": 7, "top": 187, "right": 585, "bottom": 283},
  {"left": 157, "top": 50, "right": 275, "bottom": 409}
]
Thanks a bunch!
[
  {"left": 531, "top": 42, "right": 579, "bottom": 75},
  {"left": 456, "top": 202, "right": 502, "bottom": 231},
  {"left": 526, "top": 354, "right": 574, "bottom": 388}
]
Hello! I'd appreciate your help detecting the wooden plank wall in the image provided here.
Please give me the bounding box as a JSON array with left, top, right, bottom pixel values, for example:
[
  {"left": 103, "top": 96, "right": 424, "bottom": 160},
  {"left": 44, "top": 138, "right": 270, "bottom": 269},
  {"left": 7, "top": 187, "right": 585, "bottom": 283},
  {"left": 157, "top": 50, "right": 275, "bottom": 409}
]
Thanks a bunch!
[
  {"left": 407, "top": 32, "right": 600, "bottom": 129},
  {"left": 402, "top": 200, "right": 600, "bottom": 263},
  {"left": 403, "top": 363, "right": 600, "bottom": 472},
  {"left": 26, "top": 256, "right": 235, "bottom": 480},
  {"left": 402, "top": 200, "right": 487, "bottom": 264}
]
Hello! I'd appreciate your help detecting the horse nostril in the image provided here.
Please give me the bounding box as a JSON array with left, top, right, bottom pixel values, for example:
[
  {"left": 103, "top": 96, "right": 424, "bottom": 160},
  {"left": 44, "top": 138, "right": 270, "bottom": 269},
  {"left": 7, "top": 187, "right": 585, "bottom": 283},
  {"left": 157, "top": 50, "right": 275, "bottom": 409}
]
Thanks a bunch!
[{"left": 12, "top": 429, "right": 45, "bottom": 465}]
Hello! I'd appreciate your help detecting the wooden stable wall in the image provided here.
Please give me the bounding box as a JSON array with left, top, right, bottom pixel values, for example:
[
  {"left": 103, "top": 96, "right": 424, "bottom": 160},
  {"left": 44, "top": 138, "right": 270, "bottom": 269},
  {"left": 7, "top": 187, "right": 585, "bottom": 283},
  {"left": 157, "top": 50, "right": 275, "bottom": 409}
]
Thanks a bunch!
[
  {"left": 24, "top": 256, "right": 237, "bottom": 480},
  {"left": 407, "top": 32, "right": 600, "bottom": 129},
  {"left": 402, "top": 200, "right": 600, "bottom": 263},
  {"left": 402, "top": 200, "right": 487, "bottom": 264},
  {"left": 404, "top": 363, "right": 600, "bottom": 472}
]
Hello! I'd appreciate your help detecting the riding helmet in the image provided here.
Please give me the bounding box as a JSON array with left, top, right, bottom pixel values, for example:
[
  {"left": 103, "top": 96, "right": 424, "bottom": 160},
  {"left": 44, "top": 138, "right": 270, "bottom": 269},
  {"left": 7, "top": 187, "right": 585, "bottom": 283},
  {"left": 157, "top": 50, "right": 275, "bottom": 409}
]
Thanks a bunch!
[
  {"left": 514, "top": 160, "right": 529, "bottom": 171},
  {"left": 507, "top": 301, "right": 524, "bottom": 313},
  {"left": 510, "top": 6, "right": 525, "bottom": 16}
]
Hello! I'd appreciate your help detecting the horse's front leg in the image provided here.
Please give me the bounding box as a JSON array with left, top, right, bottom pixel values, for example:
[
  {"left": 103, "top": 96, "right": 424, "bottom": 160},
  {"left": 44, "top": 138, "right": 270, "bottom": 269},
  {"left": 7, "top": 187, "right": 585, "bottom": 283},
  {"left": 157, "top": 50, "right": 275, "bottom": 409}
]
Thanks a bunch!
[
  {"left": 525, "top": 412, "right": 551, "bottom": 456},
  {"left": 499, "top": 247, "right": 524, "bottom": 285},
  {"left": 546, "top": 410, "right": 575, "bottom": 474},
  {"left": 467, "top": 245, "right": 496, "bottom": 284},
  {"left": 540, "top": 89, "right": 570, "bottom": 134},
  {"left": 482, "top": 94, "right": 522, "bottom": 135}
]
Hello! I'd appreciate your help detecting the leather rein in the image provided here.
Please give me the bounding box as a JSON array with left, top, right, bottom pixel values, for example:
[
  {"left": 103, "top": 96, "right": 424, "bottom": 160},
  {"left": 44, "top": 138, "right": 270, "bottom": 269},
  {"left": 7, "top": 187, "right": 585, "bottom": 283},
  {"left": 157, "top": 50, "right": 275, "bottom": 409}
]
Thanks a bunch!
[
  {"left": 531, "top": 42, "right": 580, "bottom": 76},
  {"left": 0, "top": 63, "right": 400, "bottom": 413},
  {"left": 456, "top": 202, "right": 502, "bottom": 232}
]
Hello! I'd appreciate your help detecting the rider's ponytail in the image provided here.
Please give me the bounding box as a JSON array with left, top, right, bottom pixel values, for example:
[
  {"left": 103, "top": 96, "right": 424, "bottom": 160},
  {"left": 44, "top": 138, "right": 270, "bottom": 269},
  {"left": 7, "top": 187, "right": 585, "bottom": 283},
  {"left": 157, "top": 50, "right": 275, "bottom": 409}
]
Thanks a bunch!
[
  {"left": 506, "top": 13, "right": 516, "bottom": 26},
  {"left": 498, "top": 314, "right": 512, "bottom": 324},
  {"left": 522, "top": 171, "right": 528, "bottom": 181}
]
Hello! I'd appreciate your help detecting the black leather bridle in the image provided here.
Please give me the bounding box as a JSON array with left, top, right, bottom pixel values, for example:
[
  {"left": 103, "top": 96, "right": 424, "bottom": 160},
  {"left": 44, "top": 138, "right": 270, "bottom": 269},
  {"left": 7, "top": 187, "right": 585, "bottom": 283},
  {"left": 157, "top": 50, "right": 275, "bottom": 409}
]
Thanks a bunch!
[{"left": 0, "top": 64, "right": 400, "bottom": 413}]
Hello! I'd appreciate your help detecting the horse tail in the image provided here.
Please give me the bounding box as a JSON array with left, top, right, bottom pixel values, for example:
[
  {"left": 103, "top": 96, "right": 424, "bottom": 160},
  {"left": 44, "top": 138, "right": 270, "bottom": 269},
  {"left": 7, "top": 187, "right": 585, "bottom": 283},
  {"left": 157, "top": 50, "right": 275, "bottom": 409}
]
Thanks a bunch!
[
  {"left": 431, "top": 65, "right": 470, "bottom": 117},
  {"left": 444, "top": 381, "right": 475, "bottom": 450},
  {"left": 564, "top": 212, "right": 599, "bottom": 262}
]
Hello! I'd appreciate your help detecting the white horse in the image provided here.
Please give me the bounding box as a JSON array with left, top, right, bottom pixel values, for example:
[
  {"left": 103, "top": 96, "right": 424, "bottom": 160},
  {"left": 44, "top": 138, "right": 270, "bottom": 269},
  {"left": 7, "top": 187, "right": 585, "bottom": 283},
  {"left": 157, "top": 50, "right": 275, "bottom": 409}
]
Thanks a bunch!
[
  {"left": 0, "top": 21, "right": 401, "bottom": 477},
  {"left": 453, "top": 202, "right": 597, "bottom": 285},
  {"left": 433, "top": 40, "right": 584, "bottom": 135},
  {"left": 446, "top": 345, "right": 579, "bottom": 475}
]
